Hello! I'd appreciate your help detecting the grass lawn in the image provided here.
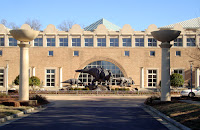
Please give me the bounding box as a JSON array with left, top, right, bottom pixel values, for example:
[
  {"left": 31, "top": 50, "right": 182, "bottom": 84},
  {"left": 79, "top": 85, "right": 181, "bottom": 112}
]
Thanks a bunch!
[
  {"left": 0, "top": 104, "right": 32, "bottom": 118},
  {"left": 147, "top": 97, "right": 200, "bottom": 130}
]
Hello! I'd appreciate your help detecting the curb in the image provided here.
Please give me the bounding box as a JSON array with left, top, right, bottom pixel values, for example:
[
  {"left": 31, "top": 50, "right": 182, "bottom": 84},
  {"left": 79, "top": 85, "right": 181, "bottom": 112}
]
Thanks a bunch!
[
  {"left": 143, "top": 104, "right": 191, "bottom": 130},
  {"left": 0, "top": 104, "right": 48, "bottom": 124}
]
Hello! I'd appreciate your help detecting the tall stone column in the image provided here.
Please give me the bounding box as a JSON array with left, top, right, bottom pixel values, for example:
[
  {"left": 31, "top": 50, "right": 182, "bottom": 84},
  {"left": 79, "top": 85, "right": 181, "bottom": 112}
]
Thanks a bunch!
[
  {"left": 140, "top": 67, "right": 144, "bottom": 88},
  {"left": 32, "top": 67, "right": 36, "bottom": 76},
  {"left": 18, "top": 43, "right": 30, "bottom": 101},
  {"left": 59, "top": 67, "right": 63, "bottom": 88},
  {"left": 160, "top": 42, "right": 172, "bottom": 101},
  {"left": 195, "top": 68, "right": 199, "bottom": 88}
]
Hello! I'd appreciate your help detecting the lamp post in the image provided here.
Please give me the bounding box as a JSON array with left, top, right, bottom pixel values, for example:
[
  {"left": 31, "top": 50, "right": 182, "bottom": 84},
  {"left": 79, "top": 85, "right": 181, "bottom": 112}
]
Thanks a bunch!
[{"left": 189, "top": 60, "right": 194, "bottom": 92}]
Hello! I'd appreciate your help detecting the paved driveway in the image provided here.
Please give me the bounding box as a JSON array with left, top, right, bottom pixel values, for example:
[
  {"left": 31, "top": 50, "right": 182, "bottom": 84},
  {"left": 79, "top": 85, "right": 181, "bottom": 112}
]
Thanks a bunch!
[{"left": 1, "top": 96, "right": 169, "bottom": 130}]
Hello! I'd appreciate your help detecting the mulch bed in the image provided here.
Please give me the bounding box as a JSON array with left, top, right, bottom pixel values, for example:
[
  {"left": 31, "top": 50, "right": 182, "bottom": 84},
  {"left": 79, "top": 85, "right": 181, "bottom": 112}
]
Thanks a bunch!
[{"left": 145, "top": 96, "right": 200, "bottom": 129}]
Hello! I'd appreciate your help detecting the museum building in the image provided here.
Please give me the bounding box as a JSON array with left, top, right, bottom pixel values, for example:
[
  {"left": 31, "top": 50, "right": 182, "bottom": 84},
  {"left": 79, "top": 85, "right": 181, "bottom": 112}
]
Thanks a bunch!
[{"left": 0, "top": 17, "right": 200, "bottom": 90}]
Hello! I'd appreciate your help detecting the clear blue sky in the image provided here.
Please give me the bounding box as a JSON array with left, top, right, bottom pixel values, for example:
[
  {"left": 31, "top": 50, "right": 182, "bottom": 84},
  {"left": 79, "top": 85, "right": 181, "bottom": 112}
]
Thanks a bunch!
[{"left": 1, "top": 0, "right": 200, "bottom": 31}]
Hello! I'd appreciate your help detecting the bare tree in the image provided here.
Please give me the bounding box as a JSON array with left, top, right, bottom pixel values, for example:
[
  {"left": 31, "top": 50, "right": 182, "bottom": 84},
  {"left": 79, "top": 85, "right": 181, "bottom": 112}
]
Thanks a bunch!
[
  {"left": 1, "top": 19, "right": 8, "bottom": 26},
  {"left": 25, "top": 19, "right": 42, "bottom": 30},
  {"left": 9, "top": 22, "right": 19, "bottom": 29},
  {"left": 186, "top": 47, "right": 200, "bottom": 61},
  {"left": 80, "top": 24, "right": 85, "bottom": 29},
  {"left": 57, "top": 20, "right": 76, "bottom": 31},
  {"left": 0, "top": 19, "right": 19, "bottom": 29}
]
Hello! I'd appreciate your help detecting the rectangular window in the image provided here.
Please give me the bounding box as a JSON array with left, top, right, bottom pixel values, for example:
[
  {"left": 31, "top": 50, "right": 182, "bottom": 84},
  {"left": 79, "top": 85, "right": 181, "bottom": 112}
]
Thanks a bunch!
[
  {"left": 85, "top": 38, "right": 93, "bottom": 47},
  {"left": 110, "top": 38, "right": 119, "bottom": 47},
  {"left": 0, "top": 50, "right": 2, "bottom": 56},
  {"left": 59, "top": 38, "right": 68, "bottom": 46},
  {"left": 148, "top": 38, "right": 157, "bottom": 47},
  {"left": 74, "top": 51, "right": 79, "bottom": 56},
  {"left": 124, "top": 51, "right": 130, "bottom": 56},
  {"left": 150, "top": 51, "right": 155, "bottom": 56},
  {"left": 176, "top": 51, "right": 181, "bottom": 56},
  {"left": 187, "top": 38, "right": 196, "bottom": 46},
  {"left": 72, "top": 38, "right": 81, "bottom": 47},
  {"left": 48, "top": 51, "right": 53, "bottom": 56},
  {"left": 46, "top": 69, "right": 55, "bottom": 87},
  {"left": 0, "top": 69, "right": 4, "bottom": 86},
  {"left": 47, "top": 38, "right": 55, "bottom": 46},
  {"left": 0, "top": 38, "right": 4, "bottom": 46},
  {"left": 148, "top": 70, "right": 157, "bottom": 87},
  {"left": 97, "top": 38, "right": 106, "bottom": 47},
  {"left": 173, "top": 69, "right": 183, "bottom": 75},
  {"left": 135, "top": 38, "right": 144, "bottom": 47},
  {"left": 174, "top": 38, "right": 183, "bottom": 47},
  {"left": 123, "top": 38, "right": 131, "bottom": 47},
  {"left": 34, "top": 38, "right": 43, "bottom": 46},
  {"left": 9, "top": 38, "right": 17, "bottom": 46}
]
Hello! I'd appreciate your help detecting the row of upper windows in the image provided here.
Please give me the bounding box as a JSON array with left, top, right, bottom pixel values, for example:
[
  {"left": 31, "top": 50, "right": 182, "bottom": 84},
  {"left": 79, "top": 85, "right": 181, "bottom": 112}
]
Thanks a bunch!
[
  {"left": 0, "top": 49, "right": 181, "bottom": 57},
  {"left": 0, "top": 37, "right": 197, "bottom": 47},
  {"left": 46, "top": 50, "right": 182, "bottom": 57}
]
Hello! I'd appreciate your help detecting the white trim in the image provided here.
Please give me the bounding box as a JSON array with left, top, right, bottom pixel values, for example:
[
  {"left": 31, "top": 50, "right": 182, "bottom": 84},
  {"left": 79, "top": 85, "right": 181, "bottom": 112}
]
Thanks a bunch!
[
  {"left": 44, "top": 67, "right": 57, "bottom": 88},
  {"left": 32, "top": 67, "right": 36, "bottom": 76},
  {"left": 195, "top": 68, "right": 199, "bottom": 88},
  {"left": 140, "top": 67, "right": 144, "bottom": 88},
  {"left": 59, "top": 67, "right": 62, "bottom": 88},
  {"left": 146, "top": 68, "right": 159, "bottom": 88},
  {"left": 0, "top": 67, "right": 5, "bottom": 87}
]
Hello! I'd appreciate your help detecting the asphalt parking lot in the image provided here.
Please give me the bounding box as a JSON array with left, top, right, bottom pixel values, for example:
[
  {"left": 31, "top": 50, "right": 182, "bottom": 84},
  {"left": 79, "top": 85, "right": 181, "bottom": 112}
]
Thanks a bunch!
[{"left": 1, "top": 96, "right": 173, "bottom": 130}]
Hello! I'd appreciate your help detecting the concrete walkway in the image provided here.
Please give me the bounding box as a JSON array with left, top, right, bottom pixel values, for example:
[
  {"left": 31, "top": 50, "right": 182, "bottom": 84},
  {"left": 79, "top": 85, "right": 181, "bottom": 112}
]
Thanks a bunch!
[{"left": 1, "top": 96, "right": 171, "bottom": 130}]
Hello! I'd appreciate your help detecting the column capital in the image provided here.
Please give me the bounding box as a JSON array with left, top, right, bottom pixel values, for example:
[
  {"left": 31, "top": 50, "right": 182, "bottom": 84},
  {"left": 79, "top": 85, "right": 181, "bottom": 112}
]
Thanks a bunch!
[
  {"left": 159, "top": 42, "right": 172, "bottom": 48},
  {"left": 18, "top": 43, "right": 31, "bottom": 48}
]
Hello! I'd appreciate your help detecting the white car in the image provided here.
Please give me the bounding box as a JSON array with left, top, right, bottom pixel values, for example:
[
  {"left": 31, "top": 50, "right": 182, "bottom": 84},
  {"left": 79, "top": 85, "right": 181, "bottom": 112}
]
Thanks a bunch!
[{"left": 180, "top": 88, "right": 200, "bottom": 97}]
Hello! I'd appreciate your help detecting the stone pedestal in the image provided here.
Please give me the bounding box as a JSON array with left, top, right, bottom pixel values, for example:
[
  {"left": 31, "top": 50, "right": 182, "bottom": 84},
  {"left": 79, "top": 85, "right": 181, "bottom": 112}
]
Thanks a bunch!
[
  {"left": 159, "top": 42, "right": 172, "bottom": 101},
  {"left": 18, "top": 43, "right": 30, "bottom": 101}
]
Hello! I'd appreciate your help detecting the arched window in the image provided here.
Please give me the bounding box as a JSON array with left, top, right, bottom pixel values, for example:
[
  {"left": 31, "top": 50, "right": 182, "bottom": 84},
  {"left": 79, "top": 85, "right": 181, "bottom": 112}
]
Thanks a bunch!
[{"left": 78, "top": 61, "right": 124, "bottom": 85}]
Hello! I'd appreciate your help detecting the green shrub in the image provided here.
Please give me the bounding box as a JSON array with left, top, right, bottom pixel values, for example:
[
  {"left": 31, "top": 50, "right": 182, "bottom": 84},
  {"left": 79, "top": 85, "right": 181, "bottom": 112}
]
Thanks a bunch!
[
  {"left": 170, "top": 73, "right": 184, "bottom": 88},
  {"left": 29, "top": 95, "right": 49, "bottom": 105},
  {"left": 14, "top": 75, "right": 41, "bottom": 88},
  {"left": 29, "top": 76, "right": 40, "bottom": 87},
  {"left": 14, "top": 75, "right": 19, "bottom": 85}
]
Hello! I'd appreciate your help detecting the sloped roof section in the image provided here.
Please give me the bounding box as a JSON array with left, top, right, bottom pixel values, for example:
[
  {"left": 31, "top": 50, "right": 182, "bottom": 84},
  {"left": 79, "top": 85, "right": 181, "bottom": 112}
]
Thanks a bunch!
[
  {"left": 160, "top": 17, "right": 200, "bottom": 29},
  {"left": 84, "top": 18, "right": 121, "bottom": 31}
]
